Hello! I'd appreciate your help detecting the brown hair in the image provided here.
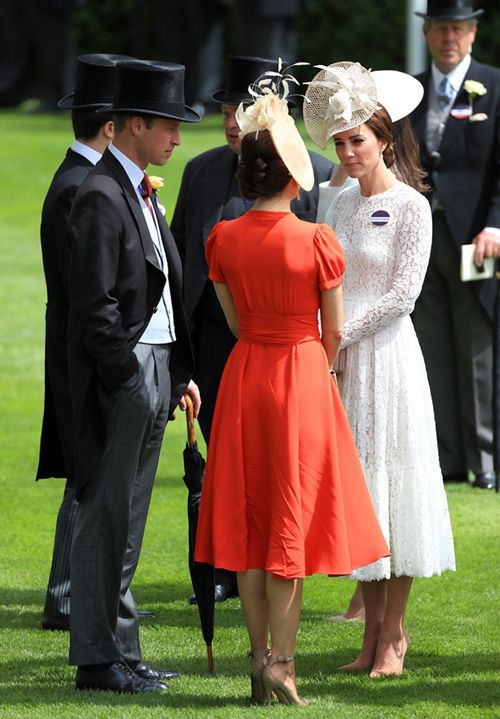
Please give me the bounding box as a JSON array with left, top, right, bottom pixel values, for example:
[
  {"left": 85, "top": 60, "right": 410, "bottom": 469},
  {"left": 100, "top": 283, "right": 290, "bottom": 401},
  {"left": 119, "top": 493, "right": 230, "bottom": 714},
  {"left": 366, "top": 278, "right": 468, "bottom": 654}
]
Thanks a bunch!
[
  {"left": 112, "top": 114, "right": 157, "bottom": 133},
  {"left": 392, "top": 115, "right": 429, "bottom": 193},
  {"left": 366, "top": 106, "right": 428, "bottom": 193},
  {"left": 237, "top": 129, "right": 291, "bottom": 200},
  {"left": 71, "top": 109, "right": 113, "bottom": 141}
]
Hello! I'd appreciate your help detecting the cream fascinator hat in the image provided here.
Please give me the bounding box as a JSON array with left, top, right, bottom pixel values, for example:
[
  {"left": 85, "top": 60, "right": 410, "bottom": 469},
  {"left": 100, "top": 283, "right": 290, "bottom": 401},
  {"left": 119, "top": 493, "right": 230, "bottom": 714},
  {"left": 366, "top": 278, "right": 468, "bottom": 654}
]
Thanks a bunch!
[
  {"left": 303, "top": 61, "right": 424, "bottom": 150},
  {"left": 236, "top": 60, "right": 314, "bottom": 191}
]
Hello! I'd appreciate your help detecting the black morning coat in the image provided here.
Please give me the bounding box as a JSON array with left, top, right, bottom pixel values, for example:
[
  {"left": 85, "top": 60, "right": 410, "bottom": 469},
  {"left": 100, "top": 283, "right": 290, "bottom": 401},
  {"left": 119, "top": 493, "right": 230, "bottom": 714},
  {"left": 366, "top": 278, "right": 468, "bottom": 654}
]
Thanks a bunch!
[
  {"left": 37, "top": 148, "right": 93, "bottom": 481},
  {"left": 67, "top": 148, "right": 193, "bottom": 496},
  {"left": 411, "top": 57, "right": 500, "bottom": 319}
]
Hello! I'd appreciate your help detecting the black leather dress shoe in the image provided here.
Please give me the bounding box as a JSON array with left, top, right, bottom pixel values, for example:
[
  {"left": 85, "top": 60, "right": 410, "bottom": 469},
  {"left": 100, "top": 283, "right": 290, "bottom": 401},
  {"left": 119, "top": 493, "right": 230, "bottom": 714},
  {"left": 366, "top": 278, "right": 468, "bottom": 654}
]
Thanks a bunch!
[
  {"left": 473, "top": 471, "right": 496, "bottom": 489},
  {"left": 215, "top": 582, "right": 239, "bottom": 602},
  {"left": 137, "top": 609, "right": 155, "bottom": 618},
  {"left": 41, "top": 616, "right": 70, "bottom": 631},
  {"left": 76, "top": 661, "right": 168, "bottom": 693},
  {"left": 129, "top": 660, "right": 180, "bottom": 681},
  {"left": 188, "top": 583, "right": 239, "bottom": 604},
  {"left": 442, "top": 472, "right": 469, "bottom": 483}
]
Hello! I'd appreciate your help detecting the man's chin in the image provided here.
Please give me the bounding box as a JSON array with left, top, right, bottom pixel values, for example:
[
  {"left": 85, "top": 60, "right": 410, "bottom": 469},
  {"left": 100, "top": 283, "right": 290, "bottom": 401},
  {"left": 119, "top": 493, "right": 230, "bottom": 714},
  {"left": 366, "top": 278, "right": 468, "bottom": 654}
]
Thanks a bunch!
[{"left": 227, "top": 140, "right": 241, "bottom": 154}]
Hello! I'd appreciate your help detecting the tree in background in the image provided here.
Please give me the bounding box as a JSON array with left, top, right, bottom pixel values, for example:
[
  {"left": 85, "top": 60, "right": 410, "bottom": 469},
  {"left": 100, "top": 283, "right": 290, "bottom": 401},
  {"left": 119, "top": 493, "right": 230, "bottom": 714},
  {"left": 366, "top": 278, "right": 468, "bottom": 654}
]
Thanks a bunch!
[
  {"left": 73, "top": 0, "right": 500, "bottom": 76},
  {"left": 297, "top": 0, "right": 499, "bottom": 71}
]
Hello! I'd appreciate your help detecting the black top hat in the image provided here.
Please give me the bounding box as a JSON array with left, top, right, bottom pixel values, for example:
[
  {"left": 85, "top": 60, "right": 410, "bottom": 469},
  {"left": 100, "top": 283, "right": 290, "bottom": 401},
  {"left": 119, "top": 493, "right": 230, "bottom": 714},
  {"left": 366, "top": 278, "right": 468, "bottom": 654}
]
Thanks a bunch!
[
  {"left": 212, "top": 55, "right": 280, "bottom": 104},
  {"left": 58, "top": 54, "right": 134, "bottom": 110},
  {"left": 98, "top": 61, "right": 201, "bottom": 123},
  {"left": 415, "top": 1, "right": 484, "bottom": 20}
]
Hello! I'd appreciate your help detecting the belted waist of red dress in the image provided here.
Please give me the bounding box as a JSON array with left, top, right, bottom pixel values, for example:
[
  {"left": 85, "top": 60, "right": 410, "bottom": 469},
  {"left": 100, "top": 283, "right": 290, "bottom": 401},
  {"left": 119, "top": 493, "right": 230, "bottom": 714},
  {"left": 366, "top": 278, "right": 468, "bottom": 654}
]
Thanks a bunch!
[{"left": 238, "top": 312, "right": 320, "bottom": 346}]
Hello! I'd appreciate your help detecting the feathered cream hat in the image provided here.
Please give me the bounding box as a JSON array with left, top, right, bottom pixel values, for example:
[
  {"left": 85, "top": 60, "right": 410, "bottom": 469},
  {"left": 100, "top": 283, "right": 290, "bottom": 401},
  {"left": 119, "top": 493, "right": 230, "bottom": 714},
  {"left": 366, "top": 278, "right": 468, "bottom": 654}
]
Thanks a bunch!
[
  {"left": 236, "top": 60, "right": 314, "bottom": 192},
  {"left": 304, "top": 61, "right": 424, "bottom": 150}
]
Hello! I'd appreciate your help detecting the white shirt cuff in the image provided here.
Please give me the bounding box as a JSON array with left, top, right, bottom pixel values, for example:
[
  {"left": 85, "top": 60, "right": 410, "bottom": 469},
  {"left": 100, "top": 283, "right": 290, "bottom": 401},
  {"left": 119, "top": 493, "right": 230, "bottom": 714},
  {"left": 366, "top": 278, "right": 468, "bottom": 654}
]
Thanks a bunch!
[{"left": 483, "top": 227, "right": 500, "bottom": 237}]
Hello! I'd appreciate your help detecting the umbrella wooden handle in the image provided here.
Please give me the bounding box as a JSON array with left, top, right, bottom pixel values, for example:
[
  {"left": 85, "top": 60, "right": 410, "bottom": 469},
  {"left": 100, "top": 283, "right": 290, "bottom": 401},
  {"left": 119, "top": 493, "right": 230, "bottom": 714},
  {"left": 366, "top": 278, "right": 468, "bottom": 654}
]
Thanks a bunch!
[
  {"left": 184, "top": 393, "right": 196, "bottom": 445},
  {"left": 207, "top": 644, "right": 214, "bottom": 673}
]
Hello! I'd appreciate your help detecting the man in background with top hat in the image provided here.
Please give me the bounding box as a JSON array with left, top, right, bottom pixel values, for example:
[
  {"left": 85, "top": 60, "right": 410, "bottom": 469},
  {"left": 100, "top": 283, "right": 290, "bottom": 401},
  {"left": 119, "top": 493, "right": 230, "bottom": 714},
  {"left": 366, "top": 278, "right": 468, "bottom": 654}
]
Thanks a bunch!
[
  {"left": 171, "top": 55, "right": 335, "bottom": 603},
  {"left": 67, "top": 60, "right": 201, "bottom": 693},
  {"left": 37, "top": 54, "right": 128, "bottom": 632},
  {"left": 410, "top": 0, "right": 500, "bottom": 490}
]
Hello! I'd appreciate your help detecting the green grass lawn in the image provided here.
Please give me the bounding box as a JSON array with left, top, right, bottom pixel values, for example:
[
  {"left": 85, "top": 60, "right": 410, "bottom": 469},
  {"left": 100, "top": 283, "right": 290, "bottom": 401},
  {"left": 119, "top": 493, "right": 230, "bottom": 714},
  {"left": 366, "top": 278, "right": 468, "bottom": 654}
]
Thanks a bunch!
[{"left": 0, "top": 109, "right": 498, "bottom": 718}]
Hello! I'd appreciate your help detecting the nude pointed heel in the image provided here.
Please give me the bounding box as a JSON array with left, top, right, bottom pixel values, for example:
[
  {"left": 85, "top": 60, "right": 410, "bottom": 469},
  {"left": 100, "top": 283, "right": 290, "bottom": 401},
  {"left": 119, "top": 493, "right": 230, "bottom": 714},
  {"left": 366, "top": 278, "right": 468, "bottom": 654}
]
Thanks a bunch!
[
  {"left": 262, "top": 655, "right": 309, "bottom": 706},
  {"left": 248, "top": 648, "right": 271, "bottom": 704}
]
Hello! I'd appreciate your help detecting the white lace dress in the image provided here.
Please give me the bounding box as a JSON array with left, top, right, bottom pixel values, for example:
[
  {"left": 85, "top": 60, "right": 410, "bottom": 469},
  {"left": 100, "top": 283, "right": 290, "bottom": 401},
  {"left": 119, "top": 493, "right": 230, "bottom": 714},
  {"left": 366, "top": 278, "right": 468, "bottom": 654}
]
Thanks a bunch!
[{"left": 326, "top": 181, "right": 456, "bottom": 580}]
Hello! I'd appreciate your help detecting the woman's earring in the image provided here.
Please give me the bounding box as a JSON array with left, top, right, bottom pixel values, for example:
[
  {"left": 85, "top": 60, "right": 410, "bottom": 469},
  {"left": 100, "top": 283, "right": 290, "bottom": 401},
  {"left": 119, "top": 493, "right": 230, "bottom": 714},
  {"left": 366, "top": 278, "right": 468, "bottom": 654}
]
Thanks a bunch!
[{"left": 296, "top": 188, "right": 301, "bottom": 200}]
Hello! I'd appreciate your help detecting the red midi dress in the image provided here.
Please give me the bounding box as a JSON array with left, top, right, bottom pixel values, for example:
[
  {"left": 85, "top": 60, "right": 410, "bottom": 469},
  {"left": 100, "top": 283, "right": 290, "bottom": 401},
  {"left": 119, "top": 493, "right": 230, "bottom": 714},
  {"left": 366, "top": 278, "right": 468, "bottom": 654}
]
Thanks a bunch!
[{"left": 194, "top": 210, "right": 389, "bottom": 578}]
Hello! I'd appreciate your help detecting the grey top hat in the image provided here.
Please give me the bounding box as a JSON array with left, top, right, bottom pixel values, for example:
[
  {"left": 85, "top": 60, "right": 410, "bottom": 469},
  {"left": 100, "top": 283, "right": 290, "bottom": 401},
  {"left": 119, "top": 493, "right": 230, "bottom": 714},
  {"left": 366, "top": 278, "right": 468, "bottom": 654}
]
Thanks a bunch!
[
  {"left": 58, "top": 54, "right": 135, "bottom": 110},
  {"left": 212, "top": 55, "right": 279, "bottom": 104},
  {"left": 415, "top": 0, "right": 484, "bottom": 20},
  {"left": 98, "top": 61, "right": 201, "bottom": 123}
]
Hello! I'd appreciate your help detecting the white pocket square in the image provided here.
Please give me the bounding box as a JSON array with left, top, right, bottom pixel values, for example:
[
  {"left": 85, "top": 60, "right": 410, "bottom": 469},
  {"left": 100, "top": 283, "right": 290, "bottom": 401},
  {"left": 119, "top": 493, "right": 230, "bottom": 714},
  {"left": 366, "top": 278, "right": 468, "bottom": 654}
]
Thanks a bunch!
[{"left": 469, "top": 113, "right": 488, "bottom": 122}]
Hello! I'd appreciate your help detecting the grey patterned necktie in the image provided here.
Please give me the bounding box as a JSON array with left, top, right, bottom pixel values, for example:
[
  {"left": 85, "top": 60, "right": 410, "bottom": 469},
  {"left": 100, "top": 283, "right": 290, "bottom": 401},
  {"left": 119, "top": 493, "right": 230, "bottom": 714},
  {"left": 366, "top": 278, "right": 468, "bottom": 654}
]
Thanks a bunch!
[{"left": 437, "top": 77, "right": 453, "bottom": 111}]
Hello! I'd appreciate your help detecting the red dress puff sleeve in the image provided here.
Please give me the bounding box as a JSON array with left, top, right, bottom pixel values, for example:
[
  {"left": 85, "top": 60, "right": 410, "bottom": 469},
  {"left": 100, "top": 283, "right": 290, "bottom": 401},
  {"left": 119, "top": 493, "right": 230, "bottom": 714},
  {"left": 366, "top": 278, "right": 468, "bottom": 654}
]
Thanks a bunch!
[
  {"left": 205, "top": 221, "right": 227, "bottom": 283},
  {"left": 314, "top": 223, "right": 346, "bottom": 290}
]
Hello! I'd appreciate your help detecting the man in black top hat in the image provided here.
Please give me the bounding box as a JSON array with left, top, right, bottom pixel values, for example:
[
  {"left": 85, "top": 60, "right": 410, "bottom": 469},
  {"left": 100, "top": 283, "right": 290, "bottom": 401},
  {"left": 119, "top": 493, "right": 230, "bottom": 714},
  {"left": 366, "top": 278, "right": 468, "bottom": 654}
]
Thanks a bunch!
[
  {"left": 37, "top": 54, "right": 130, "bottom": 632},
  {"left": 171, "top": 55, "right": 335, "bottom": 603},
  {"left": 410, "top": 1, "right": 500, "bottom": 490},
  {"left": 67, "top": 61, "right": 201, "bottom": 693}
]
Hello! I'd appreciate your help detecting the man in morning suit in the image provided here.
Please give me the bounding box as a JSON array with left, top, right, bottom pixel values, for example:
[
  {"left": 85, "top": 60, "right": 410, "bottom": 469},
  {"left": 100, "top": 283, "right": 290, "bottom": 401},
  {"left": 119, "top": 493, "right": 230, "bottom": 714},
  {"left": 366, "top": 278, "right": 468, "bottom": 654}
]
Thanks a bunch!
[
  {"left": 171, "top": 55, "right": 335, "bottom": 602},
  {"left": 67, "top": 61, "right": 201, "bottom": 693},
  {"left": 37, "top": 54, "right": 126, "bottom": 631},
  {"left": 410, "top": 0, "right": 500, "bottom": 490}
]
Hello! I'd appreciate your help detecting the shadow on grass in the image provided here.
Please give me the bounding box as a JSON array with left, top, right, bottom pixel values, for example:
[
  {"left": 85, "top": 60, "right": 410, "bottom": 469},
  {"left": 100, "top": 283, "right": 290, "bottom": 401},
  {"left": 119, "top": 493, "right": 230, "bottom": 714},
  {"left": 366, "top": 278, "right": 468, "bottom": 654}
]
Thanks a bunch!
[
  {"left": 2, "top": 587, "right": 497, "bottom": 710},
  {"left": 0, "top": 652, "right": 498, "bottom": 709},
  {"left": 0, "top": 584, "right": 358, "bottom": 633}
]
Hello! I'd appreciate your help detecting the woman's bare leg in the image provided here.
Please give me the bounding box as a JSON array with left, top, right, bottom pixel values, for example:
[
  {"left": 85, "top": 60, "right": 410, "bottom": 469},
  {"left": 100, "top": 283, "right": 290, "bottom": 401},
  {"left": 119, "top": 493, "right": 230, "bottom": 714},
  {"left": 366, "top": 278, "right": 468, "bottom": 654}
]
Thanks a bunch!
[
  {"left": 327, "top": 582, "right": 365, "bottom": 622},
  {"left": 338, "top": 580, "right": 387, "bottom": 670},
  {"left": 265, "top": 574, "right": 304, "bottom": 701},
  {"left": 369, "top": 575, "right": 412, "bottom": 678},
  {"left": 237, "top": 569, "right": 269, "bottom": 651}
]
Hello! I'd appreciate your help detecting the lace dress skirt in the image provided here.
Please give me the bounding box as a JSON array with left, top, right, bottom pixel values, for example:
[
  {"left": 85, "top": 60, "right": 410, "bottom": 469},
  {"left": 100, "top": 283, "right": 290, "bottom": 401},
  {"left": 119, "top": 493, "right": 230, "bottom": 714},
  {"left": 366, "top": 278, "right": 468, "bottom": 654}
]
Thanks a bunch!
[{"left": 339, "top": 306, "right": 456, "bottom": 580}]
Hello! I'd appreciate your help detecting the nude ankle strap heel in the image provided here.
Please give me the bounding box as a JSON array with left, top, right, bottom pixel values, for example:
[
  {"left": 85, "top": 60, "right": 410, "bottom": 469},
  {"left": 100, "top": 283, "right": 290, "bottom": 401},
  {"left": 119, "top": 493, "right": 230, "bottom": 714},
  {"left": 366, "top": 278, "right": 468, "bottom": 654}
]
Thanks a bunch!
[
  {"left": 248, "top": 648, "right": 271, "bottom": 704},
  {"left": 262, "top": 655, "right": 310, "bottom": 706}
]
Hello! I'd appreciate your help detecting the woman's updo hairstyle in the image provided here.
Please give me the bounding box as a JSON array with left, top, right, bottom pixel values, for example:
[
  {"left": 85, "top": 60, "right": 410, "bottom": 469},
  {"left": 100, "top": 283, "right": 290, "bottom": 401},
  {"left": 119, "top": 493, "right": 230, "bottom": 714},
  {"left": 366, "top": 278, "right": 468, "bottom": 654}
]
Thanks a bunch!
[{"left": 237, "top": 129, "right": 291, "bottom": 200}]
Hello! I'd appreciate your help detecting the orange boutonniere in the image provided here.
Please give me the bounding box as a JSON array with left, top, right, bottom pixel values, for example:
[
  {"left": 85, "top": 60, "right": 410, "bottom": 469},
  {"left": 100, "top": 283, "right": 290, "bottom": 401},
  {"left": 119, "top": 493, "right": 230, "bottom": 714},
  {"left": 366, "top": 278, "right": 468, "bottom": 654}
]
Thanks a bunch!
[{"left": 149, "top": 175, "right": 164, "bottom": 191}]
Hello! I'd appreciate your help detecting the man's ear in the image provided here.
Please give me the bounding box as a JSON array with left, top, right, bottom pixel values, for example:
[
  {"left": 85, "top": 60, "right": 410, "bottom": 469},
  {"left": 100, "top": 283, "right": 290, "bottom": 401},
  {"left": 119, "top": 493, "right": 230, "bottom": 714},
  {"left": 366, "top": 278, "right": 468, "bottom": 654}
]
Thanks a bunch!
[
  {"left": 128, "top": 116, "right": 144, "bottom": 136},
  {"left": 103, "top": 120, "right": 114, "bottom": 140}
]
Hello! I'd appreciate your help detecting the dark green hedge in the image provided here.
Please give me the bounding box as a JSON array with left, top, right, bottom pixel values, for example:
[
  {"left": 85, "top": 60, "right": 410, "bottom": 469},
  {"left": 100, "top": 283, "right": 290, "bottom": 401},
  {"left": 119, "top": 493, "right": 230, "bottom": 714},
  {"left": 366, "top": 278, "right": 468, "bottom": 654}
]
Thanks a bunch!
[
  {"left": 75, "top": 0, "right": 500, "bottom": 71},
  {"left": 297, "top": 0, "right": 500, "bottom": 70}
]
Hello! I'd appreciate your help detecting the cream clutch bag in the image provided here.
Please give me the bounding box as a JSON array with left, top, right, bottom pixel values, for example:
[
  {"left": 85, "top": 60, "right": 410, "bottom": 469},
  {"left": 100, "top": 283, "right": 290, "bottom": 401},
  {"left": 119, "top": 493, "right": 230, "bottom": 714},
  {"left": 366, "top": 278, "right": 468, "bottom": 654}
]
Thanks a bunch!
[{"left": 460, "top": 244, "right": 495, "bottom": 282}]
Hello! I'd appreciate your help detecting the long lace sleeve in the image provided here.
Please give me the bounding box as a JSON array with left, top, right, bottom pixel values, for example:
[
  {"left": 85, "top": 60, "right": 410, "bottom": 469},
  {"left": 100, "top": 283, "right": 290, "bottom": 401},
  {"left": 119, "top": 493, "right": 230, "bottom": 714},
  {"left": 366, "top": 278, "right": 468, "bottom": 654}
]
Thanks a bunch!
[{"left": 341, "top": 190, "right": 432, "bottom": 348}]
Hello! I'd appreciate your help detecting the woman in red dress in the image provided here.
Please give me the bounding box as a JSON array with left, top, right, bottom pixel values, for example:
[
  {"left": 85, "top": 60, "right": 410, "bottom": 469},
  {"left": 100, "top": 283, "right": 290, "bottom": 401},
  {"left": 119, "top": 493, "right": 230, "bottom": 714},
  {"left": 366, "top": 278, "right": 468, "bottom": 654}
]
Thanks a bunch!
[{"left": 194, "top": 70, "right": 389, "bottom": 705}]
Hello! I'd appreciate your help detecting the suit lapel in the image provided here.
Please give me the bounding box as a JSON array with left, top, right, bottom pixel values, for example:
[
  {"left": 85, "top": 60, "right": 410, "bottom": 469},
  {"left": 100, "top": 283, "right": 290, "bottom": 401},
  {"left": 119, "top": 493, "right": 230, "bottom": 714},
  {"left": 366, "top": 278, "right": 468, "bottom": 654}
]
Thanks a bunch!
[
  {"left": 101, "top": 149, "right": 162, "bottom": 273},
  {"left": 439, "top": 58, "right": 481, "bottom": 159}
]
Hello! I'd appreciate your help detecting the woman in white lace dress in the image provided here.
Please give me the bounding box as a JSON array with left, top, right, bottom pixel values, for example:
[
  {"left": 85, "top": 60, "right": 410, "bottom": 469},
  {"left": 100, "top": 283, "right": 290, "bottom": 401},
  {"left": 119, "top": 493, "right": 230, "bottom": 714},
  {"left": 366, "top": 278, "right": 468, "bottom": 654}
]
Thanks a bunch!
[{"left": 305, "top": 62, "right": 455, "bottom": 677}]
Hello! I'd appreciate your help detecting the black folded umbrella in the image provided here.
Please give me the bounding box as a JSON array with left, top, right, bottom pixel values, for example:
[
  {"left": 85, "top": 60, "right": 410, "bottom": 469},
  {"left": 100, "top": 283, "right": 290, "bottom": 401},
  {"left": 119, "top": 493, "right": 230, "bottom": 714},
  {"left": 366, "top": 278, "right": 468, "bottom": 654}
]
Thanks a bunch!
[{"left": 182, "top": 394, "right": 215, "bottom": 672}]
